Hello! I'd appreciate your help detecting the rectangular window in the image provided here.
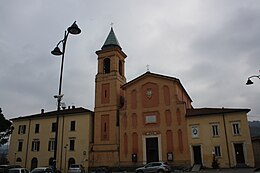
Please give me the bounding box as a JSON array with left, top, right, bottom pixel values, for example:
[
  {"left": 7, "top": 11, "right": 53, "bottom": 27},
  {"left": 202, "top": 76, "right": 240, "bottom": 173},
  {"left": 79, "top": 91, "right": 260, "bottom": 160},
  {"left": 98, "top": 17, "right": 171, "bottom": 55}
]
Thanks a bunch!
[
  {"left": 69, "top": 139, "right": 75, "bottom": 151},
  {"left": 18, "top": 141, "right": 23, "bottom": 152},
  {"left": 31, "top": 140, "right": 40, "bottom": 151},
  {"left": 70, "top": 121, "right": 76, "bottom": 131},
  {"left": 145, "top": 115, "right": 157, "bottom": 123},
  {"left": 214, "top": 146, "right": 221, "bottom": 157},
  {"left": 18, "top": 125, "right": 26, "bottom": 134},
  {"left": 35, "top": 124, "right": 40, "bottom": 133},
  {"left": 48, "top": 139, "right": 55, "bottom": 151},
  {"left": 101, "top": 83, "right": 110, "bottom": 104},
  {"left": 101, "top": 115, "right": 109, "bottom": 141},
  {"left": 212, "top": 124, "right": 219, "bottom": 137},
  {"left": 232, "top": 122, "right": 240, "bottom": 135},
  {"left": 51, "top": 122, "right": 56, "bottom": 132}
]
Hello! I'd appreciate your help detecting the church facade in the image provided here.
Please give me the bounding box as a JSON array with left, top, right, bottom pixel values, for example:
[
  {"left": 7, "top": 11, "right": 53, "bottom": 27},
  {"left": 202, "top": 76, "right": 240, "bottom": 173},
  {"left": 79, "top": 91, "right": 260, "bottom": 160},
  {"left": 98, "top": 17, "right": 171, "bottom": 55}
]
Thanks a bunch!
[
  {"left": 8, "top": 28, "right": 254, "bottom": 170},
  {"left": 90, "top": 28, "right": 254, "bottom": 168}
]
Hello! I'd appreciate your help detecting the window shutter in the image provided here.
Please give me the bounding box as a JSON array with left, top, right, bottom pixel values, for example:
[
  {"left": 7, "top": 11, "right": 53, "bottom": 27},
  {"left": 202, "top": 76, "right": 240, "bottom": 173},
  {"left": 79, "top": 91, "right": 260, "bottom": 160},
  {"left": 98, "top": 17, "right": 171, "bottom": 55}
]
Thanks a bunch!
[
  {"left": 48, "top": 141, "right": 51, "bottom": 151},
  {"left": 18, "top": 126, "right": 21, "bottom": 134},
  {"left": 37, "top": 141, "right": 40, "bottom": 151}
]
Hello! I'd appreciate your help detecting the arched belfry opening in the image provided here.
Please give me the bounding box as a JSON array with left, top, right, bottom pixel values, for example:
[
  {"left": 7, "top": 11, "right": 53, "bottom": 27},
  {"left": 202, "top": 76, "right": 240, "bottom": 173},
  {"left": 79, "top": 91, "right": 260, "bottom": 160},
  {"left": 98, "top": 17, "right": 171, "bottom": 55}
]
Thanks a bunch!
[
  {"left": 96, "top": 27, "right": 127, "bottom": 77},
  {"left": 103, "top": 58, "right": 110, "bottom": 74}
]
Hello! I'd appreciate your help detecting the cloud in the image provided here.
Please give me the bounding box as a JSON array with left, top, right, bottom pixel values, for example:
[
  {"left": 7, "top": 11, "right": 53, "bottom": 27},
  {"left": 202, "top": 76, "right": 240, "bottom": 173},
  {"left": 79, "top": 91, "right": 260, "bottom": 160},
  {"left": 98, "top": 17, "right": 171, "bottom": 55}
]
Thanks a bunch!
[{"left": 0, "top": 0, "right": 259, "bottom": 122}]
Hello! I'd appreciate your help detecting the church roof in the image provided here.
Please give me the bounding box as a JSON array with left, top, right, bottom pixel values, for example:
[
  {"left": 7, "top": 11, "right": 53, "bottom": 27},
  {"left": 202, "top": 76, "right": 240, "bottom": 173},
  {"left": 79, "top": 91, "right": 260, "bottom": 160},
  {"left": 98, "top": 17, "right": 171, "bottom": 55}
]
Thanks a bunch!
[
  {"left": 122, "top": 71, "right": 192, "bottom": 102},
  {"left": 186, "top": 108, "right": 250, "bottom": 117},
  {"left": 122, "top": 71, "right": 179, "bottom": 87},
  {"left": 101, "top": 27, "right": 121, "bottom": 50}
]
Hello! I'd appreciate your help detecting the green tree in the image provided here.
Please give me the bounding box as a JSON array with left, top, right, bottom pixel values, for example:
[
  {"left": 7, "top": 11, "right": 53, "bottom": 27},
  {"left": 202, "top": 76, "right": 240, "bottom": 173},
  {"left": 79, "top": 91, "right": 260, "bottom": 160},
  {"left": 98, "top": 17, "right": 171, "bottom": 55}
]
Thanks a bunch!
[{"left": 0, "top": 108, "right": 12, "bottom": 146}]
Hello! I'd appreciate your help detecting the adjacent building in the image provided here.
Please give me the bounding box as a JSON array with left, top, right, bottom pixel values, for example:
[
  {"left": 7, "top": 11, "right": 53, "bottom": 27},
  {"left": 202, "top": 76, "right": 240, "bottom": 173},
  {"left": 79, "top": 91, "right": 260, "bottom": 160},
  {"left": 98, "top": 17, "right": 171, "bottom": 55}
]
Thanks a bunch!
[
  {"left": 187, "top": 108, "right": 254, "bottom": 168},
  {"left": 8, "top": 107, "right": 93, "bottom": 172},
  {"left": 252, "top": 136, "right": 260, "bottom": 167},
  {"left": 8, "top": 27, "right": 255, "bottom": 170}
]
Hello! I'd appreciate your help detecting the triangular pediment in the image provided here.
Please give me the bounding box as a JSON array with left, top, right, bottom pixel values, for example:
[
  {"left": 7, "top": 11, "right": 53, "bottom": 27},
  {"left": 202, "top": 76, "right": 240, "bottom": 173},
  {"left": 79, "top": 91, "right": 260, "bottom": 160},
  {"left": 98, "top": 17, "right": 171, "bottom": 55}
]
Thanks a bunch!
[{"left": 122, "top": 71, "right": 192, "bottom": 102}]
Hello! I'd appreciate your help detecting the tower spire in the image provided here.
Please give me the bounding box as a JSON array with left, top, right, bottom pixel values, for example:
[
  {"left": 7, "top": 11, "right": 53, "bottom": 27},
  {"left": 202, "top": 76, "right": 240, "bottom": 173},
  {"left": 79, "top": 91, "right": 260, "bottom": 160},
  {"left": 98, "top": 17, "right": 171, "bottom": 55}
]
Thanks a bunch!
[{"left": 101, "top": 27, "right": 121, "bottom": 50}]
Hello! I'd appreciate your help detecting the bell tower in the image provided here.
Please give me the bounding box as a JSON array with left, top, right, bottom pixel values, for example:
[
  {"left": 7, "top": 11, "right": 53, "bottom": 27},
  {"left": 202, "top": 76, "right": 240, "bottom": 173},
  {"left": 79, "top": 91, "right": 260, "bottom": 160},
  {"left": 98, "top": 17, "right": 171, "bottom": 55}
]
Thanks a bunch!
[{"left": 92, "top": 27, "right": 127, "bottom": 167}]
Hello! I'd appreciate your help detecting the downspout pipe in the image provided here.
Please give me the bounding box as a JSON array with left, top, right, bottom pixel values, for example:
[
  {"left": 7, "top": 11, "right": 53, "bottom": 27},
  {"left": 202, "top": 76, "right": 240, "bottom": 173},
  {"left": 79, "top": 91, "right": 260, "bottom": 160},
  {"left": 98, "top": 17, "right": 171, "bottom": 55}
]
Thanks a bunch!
[
  {"left": 222, "top": 107, "right": 231, "bottom": 168},
  {"left": 25, "top": 119, "right": 31, "bottom": 168}
]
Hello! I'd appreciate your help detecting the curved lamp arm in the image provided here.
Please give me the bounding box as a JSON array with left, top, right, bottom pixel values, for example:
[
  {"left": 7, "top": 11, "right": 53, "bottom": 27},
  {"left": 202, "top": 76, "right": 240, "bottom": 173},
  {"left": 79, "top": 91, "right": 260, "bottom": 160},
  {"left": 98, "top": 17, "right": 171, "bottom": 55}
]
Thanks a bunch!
[{"left": 246, "top": 75, "right": 260, "bottom": 85}]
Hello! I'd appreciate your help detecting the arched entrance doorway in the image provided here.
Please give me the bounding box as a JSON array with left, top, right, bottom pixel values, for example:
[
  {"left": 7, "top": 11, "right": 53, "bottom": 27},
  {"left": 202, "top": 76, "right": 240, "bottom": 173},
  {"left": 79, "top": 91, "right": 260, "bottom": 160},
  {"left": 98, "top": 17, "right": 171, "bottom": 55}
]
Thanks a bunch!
[
  {"left": 16, "top": 158, "right": 22, "bottom": 163},
  {"left": 68, "top": 158, "right": 75, "bottom": 169},
  {"left": 31, "top": 157, "right": 38, "bottom": 170}
]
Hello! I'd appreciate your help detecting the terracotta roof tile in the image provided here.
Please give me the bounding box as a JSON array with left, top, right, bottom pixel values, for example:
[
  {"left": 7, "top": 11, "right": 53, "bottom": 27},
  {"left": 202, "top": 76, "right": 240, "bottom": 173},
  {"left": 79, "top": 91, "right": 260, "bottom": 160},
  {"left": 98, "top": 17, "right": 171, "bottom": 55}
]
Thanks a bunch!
[
  {"left": 186, "top": 108, "right": 250, "bottom": 117},
  {"left": 11, "top": 107, "right": 93, "bottom": 121}
]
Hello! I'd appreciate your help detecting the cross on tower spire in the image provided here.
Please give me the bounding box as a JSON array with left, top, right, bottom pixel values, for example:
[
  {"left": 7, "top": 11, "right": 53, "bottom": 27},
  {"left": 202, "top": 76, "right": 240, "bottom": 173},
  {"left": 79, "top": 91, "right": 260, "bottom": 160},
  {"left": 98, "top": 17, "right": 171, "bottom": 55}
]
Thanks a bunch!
[{"left": 146, "top": 64, "right": 150, "bottom": 72}]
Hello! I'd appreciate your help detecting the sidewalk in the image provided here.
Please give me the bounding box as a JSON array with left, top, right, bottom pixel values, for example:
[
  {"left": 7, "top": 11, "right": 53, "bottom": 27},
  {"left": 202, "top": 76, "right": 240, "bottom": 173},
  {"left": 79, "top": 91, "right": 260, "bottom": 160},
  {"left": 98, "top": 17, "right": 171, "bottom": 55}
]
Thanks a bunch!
[
  {"left": 125, "top": 168, "right": 255, "bottom": 173},
  {"left": 187, "top": 168, "right": 255, "bottom": 173},
  {"left": 115, "top": 168, "right": 256, "bottom": 173}
]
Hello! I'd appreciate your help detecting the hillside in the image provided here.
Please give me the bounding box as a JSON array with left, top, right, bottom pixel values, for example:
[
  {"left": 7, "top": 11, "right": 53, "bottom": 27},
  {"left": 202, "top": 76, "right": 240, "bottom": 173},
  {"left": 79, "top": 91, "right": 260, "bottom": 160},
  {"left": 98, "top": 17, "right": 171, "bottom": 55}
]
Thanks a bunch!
[{"left": 249, "top": 121, "right": 260, "bottom": 137}]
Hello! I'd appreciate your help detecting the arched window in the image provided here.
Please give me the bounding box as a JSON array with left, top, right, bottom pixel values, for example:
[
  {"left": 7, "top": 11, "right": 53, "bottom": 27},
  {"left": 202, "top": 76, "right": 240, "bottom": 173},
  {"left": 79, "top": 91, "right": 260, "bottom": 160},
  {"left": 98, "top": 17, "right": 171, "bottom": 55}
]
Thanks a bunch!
[
  {"left": 16, "top": 157, "right": 22, "bottom": 162},
  {"left": 103, "top": 58, "right": 110, "bottom": 74},
  {"left": 132, "top": 132, "right": 138, "bottom": 153},
  {"left": 68, "top": 158, "right": 75, "bottom": 169},
  {"left": 166, "top": 130, "right": 173, "bottom": 152},
  {"left": 165, "top": 110, "right": 172, "bottom": 126},
  {"left": 178, "top": 129, "right": 183, "bottom": 153},
  {"left": 132, "top": 113, "right": 137, "bottom": 129},
  {"left": 131, "top": 90, "right": 137, "bottom": 109},
  {"left": 163, "top": 85, "right": 170, "bottom": 105},
  {"left": 176, "top": 108, "right": 181, "bottom": 125},
  {"left": 31, "top": 157, "right": 38, "bottom": 170}
]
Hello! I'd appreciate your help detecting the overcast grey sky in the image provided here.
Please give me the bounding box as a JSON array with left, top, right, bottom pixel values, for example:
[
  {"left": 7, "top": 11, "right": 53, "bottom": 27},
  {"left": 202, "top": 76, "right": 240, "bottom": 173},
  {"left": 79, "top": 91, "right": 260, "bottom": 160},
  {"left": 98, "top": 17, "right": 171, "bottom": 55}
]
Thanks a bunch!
[{"left": 0, "top": 0, "right": 259, "bottom": 121}]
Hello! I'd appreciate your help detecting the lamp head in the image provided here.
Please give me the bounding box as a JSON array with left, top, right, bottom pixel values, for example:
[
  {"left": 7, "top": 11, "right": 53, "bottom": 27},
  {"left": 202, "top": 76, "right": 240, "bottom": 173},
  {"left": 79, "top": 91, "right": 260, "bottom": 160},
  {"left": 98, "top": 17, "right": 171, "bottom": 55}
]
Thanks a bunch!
[
  {"left": 67, "top": 21, "right": 81, "bottom": 35},
  {"left": 246, "top": 78, "right": 253, "bottom": 85},
  {"left": 51, "top": 46, "right": 63, "bottom": 56},
  {"left": 54, "top": 94, "right": 64, "bottom": 99}
]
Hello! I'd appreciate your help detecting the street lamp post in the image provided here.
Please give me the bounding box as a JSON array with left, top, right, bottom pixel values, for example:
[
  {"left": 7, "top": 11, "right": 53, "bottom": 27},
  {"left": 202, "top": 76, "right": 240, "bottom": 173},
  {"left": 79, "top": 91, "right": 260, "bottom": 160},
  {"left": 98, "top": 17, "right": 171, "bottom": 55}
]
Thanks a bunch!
[
  {"left": 246, "top": 75, "right": 260, "bottom": 85},
  {"left": 14, "top": 152, "right": 16, "bottom": 164},
  {"left": 51, "top": 21, "right": 81, "bottom": 172},
  {"left": 64, "top": 144, "right": 68, "bottom": 173}
]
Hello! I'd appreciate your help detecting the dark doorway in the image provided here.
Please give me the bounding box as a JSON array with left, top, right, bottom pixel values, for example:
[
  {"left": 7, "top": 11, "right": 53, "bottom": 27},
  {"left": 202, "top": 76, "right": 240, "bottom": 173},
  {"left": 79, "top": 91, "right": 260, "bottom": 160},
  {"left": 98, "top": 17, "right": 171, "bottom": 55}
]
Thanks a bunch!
[
  {"left": 31, "top": 157, "right": 38, "bottom": 170},
  {"left": 193, "top": 146, "right": 202, "bottom": 164},
  {"left": 68, "top": 158, "right": 75, "bottom": 169},
  {"left": 146, "top": 137, "right": 159, "bottom": 163},
  {"left": 49, "top": 157, "right": 54, "bottom": 166},
  {"left": 234, "top": 143, "right": 245, "bottom": 164}
]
